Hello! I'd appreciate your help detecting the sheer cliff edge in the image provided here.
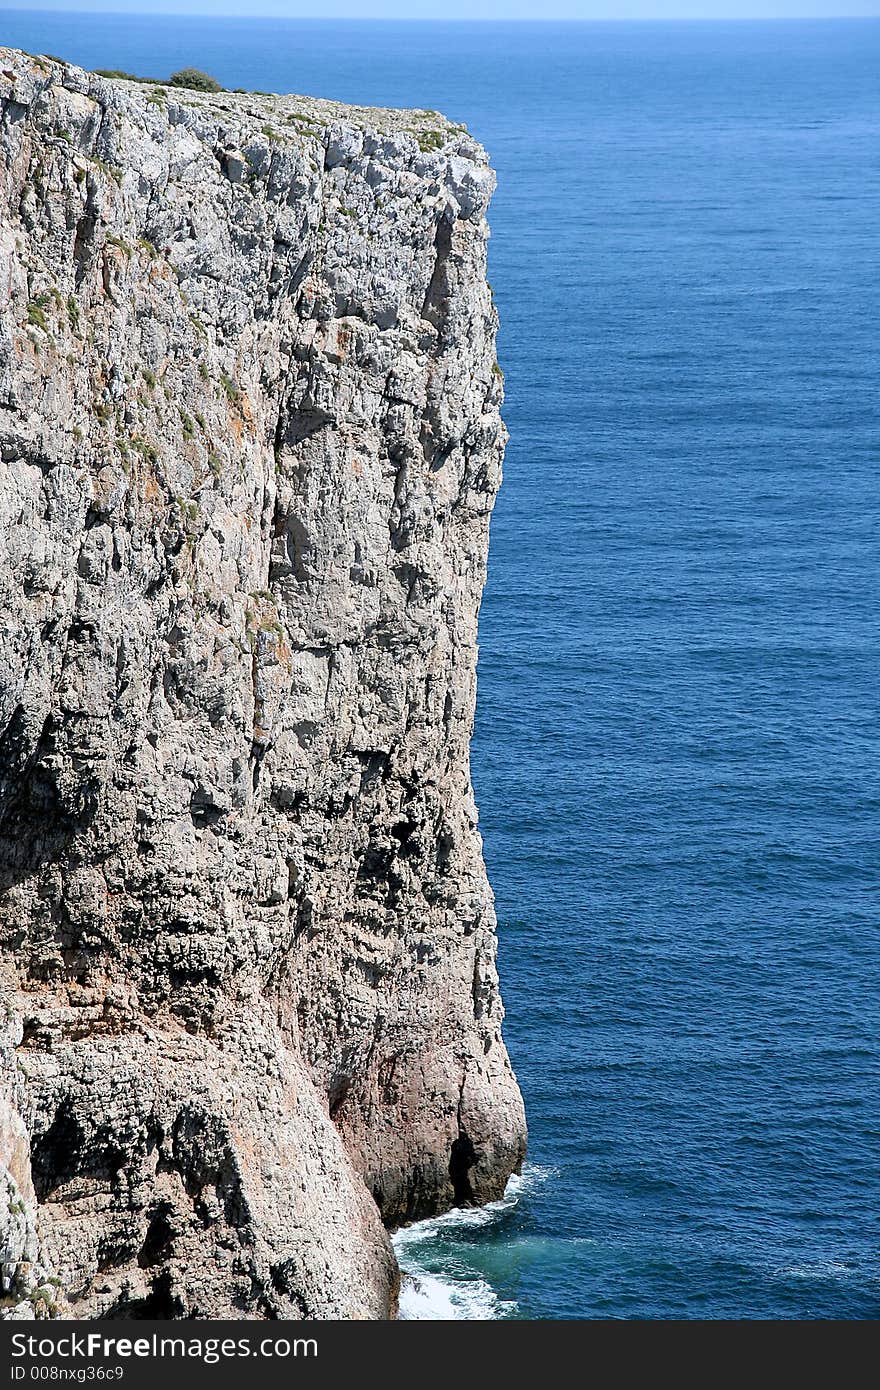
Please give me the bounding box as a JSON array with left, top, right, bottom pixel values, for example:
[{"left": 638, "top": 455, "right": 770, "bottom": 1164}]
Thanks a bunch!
[{"left": 0, "top": 50, "right": 526, "bottom": 1319}]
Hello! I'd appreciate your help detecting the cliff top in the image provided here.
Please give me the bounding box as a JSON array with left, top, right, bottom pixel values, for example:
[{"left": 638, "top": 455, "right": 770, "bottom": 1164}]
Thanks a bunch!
[{"left": 0, "top": 45, "right": 473, "bottom": 158}]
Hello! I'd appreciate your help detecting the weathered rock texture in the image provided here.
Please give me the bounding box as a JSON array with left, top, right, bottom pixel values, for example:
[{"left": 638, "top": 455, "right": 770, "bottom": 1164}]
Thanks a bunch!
[{"left": 0, "top": 50, "right": 526, "bottom": 1319}]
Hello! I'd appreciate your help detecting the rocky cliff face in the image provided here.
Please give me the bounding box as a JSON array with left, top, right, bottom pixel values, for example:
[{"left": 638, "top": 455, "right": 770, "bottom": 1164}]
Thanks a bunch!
[{"left": 0, "top": 49, "right": 526, "bottom": 1319}]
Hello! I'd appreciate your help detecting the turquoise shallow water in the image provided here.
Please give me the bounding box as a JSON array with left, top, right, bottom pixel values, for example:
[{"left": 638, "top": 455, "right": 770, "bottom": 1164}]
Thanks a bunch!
[{"left": 4, "top": 13, "right": 878, "bottom": 1318}]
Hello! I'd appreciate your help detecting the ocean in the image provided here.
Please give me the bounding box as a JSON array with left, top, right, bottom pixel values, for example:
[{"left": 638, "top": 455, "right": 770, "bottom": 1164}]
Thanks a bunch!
[{"left": 3, "top": 11, "right": 878, "bottom": 1319}]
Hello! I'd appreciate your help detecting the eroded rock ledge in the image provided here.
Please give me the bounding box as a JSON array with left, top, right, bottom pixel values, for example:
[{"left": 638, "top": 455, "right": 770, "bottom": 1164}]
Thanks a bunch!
[{"left": 0, "top": 50, "right": 526, "bottom": 1319}]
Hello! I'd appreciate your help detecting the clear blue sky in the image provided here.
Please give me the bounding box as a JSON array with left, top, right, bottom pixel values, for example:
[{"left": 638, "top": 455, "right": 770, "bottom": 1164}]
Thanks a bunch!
[{"left": 2, "top": 1, "right": 879, "bottom": 19}]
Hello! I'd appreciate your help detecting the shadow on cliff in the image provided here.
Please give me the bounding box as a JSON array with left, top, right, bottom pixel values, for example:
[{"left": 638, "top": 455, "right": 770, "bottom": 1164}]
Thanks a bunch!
[{"left": 0, "top": 706, "right": 99, "bottom": 894}]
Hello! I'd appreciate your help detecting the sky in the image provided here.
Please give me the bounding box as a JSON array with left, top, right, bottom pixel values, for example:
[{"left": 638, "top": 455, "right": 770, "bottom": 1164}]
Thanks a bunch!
[{"left": 1, "top": 1, "right": 878, "bottom": 20}]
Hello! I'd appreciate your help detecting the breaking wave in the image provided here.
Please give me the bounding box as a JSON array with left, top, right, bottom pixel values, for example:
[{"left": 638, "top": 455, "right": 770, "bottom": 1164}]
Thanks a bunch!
[{"left": 394, "top": 1164, "right": 554, "bottom": 1320}]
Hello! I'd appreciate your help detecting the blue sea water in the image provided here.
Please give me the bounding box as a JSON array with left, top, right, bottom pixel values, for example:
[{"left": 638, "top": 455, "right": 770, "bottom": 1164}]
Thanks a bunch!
[{"left": 3, "top": 11, "right": 878, "bottom": 1319}]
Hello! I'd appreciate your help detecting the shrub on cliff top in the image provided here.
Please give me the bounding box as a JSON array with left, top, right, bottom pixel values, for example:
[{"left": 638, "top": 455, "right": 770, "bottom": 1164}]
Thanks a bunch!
[
  {"left": 90, "top": 64, "right": 224, "bottom": 92},
  {"left": 169, "top": 68, "right": 222, "bottom": 93},
  {"left": 95, "top": 69, "right": 160, "bottom": 83}
]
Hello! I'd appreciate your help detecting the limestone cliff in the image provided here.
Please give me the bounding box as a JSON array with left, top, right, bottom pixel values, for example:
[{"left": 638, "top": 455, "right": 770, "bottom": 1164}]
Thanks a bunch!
[{"left": 0, "top": 49, "right": 526, "bottom": 1319}]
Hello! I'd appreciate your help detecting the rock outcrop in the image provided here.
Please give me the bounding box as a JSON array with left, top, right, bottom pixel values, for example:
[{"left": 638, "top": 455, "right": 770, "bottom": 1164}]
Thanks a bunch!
[{"left": 0, "top": 49, "right": 526, "bottom": 1319}]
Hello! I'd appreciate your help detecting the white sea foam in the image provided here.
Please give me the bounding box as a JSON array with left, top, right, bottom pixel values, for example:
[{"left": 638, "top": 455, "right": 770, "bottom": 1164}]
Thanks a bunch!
[
  {"left": 397, "top": 1271, "right": 512, "bottom": 1321},
  {"left": 507, "top": 1163, "right": 557, "bottom": 1197},
  {"left": 775, "top": 1260, "right": 851, "bottom": 1281},
  {"left": 393, "top": 1163, "right": 554, "bottom": 1320}
]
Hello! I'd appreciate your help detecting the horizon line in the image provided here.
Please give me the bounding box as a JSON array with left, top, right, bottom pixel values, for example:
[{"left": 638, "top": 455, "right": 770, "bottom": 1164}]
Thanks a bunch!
[{"left": 1, "top": 7, "right": 878, "bottom": 22}]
